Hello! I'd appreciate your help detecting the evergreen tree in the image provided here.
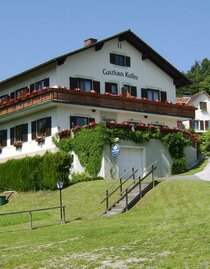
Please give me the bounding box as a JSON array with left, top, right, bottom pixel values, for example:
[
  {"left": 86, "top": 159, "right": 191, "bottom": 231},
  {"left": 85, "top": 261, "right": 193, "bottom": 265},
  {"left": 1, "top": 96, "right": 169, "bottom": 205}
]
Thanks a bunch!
[{"left": 177, "top": 58, "right": 210, "bottom": 96}]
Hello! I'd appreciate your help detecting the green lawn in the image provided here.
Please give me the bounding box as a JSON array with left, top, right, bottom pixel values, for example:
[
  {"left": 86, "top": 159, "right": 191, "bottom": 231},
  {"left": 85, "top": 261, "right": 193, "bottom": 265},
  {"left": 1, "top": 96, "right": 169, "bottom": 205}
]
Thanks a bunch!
[{"left": 1, "top": 179, "right": 210, "bottom": 268}]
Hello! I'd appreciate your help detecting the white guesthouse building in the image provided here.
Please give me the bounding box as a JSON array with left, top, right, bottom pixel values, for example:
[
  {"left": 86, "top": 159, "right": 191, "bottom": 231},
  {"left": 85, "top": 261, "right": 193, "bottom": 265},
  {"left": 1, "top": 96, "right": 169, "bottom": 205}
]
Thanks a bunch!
[
  {"left": 0, "top": 30, "right": 197, "bottom": 178},
  {"left": 177, "top": 91, "right": 210, "bottom": 133}
]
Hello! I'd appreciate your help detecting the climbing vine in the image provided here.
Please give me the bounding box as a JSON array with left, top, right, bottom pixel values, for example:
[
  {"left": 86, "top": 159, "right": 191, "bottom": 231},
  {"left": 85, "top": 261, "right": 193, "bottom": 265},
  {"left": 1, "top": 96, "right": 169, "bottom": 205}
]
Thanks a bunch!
[
  {"left": 162, "top": 132, "right": 191, "bottom": 174},
  {"left": 53, "top": 123, "right": 197, "bottom": 176}
]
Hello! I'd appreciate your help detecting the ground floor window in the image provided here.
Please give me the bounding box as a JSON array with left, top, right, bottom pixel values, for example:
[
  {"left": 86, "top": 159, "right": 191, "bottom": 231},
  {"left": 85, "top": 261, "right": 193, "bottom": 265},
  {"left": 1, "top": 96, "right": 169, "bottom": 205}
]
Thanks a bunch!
[
  {"left": 191, "top": 120, "right": 208, "bottom": 131},
  {"left": 31, "top": 117, "right": 51, "bottom": 140},
  {"left": 0, "top": 129, "right": 7, "bottom": 147},
  {"left": 70, "top": 116, "right": 95, "bottom": 128},
  {"left": 10, "top": 124, "right": 28, "bottom": 145}
]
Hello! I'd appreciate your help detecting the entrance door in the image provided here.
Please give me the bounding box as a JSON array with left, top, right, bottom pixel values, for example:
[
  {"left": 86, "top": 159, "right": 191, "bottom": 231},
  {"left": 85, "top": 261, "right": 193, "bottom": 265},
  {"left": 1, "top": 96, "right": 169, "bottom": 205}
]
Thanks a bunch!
[{"left": 117, "top": 147, "right": 144, "bottom": 179}]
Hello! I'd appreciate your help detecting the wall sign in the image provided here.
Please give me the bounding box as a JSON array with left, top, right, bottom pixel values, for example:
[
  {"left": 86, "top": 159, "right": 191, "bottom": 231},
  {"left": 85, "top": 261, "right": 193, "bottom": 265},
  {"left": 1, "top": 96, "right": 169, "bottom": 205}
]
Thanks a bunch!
[
  {"left": 102, "top": 69, "right": 138, "bottom": 80},
  {"left": 111, "top": 143, "right": 120, "bottom": 157}
]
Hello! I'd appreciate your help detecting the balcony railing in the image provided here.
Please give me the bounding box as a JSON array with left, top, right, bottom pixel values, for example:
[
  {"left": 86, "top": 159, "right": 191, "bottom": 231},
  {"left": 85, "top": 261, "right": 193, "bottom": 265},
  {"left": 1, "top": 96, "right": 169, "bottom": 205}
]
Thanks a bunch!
[{"left": 0, "top": 87, "right": 196, "bottom": 119}]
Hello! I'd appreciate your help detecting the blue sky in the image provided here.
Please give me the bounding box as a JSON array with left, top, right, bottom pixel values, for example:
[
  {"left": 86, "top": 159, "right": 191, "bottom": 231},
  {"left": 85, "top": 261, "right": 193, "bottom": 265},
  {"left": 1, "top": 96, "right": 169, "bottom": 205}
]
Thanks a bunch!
[{"left": 0, "top": 0, "right": 209, "bottom": 81}]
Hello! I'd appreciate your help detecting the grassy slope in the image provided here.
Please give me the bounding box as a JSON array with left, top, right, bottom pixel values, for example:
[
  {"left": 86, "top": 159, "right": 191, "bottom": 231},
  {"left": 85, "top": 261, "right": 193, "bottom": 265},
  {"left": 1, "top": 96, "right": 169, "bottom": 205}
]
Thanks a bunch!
[{"left": 1, "top": 179, "right": 210, "bottom": 268}]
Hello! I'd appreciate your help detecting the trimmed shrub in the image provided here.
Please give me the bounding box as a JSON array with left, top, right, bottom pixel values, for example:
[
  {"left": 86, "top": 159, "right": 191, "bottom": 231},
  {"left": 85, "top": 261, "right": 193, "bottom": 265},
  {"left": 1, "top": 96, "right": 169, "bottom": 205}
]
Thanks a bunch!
[
  {"left": 171, "top": 158, "right": 187, "bottom": 175},
  {"left": 70, "top": 172, "right": 103, "bottom": 185},
  {"left": 0, "top": 152, "right": 72, "bottom": 192}
]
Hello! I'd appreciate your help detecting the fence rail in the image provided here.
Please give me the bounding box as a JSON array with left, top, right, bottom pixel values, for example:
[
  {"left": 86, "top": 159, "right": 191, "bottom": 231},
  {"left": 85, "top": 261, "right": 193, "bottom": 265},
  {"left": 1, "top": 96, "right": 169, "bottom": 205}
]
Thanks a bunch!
[{"left": 0, "top": 205, "right": 66, "bottom": 229}]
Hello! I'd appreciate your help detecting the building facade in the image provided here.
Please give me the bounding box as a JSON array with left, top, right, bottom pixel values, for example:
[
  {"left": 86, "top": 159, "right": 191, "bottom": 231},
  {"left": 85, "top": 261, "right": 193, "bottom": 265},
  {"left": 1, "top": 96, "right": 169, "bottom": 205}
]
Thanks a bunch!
[
  {"left": 177, "top": 91, "right": 210, "bottom": 132},
  {"left": 0, "top": 30, "right": 197, "bottom": 177}
]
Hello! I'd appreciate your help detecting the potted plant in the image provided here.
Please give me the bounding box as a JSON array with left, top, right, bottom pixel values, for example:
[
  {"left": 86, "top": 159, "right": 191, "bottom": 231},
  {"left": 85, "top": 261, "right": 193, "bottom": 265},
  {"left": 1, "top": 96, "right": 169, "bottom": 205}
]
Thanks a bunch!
[
  {"left": 35, "top": 135, "right": 45, "bottom": 144},
  {"left": 58, "top": 129, "right": 71, "bottom": 139},
  {"left": 14, "top": 140, "right": 22, "bottom": 149}
]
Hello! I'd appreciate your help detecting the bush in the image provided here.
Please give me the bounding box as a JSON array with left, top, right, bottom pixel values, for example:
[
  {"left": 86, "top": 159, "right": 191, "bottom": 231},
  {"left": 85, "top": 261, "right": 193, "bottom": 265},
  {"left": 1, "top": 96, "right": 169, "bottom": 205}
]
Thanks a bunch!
[
  {"left": 171, "top": 158, "right": 187, "bottom": 174},
  {"left": 70, "top": 172, "right": 103, "bottom": 185},
  {"left": 0, "top": 152, "right": 72, "bottom": 192}
]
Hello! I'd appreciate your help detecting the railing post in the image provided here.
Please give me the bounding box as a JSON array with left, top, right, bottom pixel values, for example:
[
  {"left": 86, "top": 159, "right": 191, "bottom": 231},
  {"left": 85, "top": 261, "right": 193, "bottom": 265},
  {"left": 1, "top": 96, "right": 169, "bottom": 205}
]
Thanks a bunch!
[
  {"left": 132, "top": 167, "right": 135, "bottom": 180},
  {"left": 120, "top": 178, "right": 122, "bottom": 194},
  {"left": 62, "top": 206, "right": 66, "bottom": 224},
  {"left": 152, "top": 165, "right": 155, "bottom": 188},
  {"left": 125, "top": 189, "right": 128, "bottom": 211},
  {"left": 29, "top": 211, "right": 33, "bottom": 230},
  {"left": 139, "top": 177, "right": 142, "bottom": 199},
  {"left": 106, "top": 190, "right": 109, "bottom": 211}
]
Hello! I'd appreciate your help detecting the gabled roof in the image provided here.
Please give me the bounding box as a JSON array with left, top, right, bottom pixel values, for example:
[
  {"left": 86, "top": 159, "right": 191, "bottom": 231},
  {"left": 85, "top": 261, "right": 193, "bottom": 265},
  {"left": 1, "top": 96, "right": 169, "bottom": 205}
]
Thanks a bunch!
[
  {"left": 177, "top": 91, "right": 210, "bottom": 104},
  {"left": 0, "top": 29, "right": 191, "bottom": 88}
]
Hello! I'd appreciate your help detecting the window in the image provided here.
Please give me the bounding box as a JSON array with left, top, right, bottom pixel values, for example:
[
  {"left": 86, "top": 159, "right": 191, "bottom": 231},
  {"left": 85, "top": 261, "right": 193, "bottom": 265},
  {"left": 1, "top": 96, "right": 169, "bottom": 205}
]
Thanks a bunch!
[
  {"left": 70, "top": 116, "right": 95, "bottom": 128},
  {"left": 15, "top": 87, "right": 28, "bottom": 98},
  {"left": 10, "top": 124, "right": 28, "bottom": 145},
  {"left": 123, "top": 85, "right": 137, "bottom": 97},
  {"left": 200, "top": 102, "right": 207, "bottom": 111},
  {"left": 31, "top": 117, "right": 51, "bottom": 140},
  {"left": 105, "top": 82, "right": 118, "bottom": 95},
  {"left": 30, "top": 78, "right": 50, "bottom": 92},
  {"left": 141, "top": 88, "right": 167, "bottom": 102},
  {"left": 0, "top": 129, "right": 7, "bottom": 147},
  {"left": 110, "top": 53, "right": 131, "bottom": 67},
  {"left": 192, "top": 120, "right": 205, "bottom": 131},
  {"left": 70, "top": 77, "right": 100, "bottom": 93},
  {"left": 205, "top": 120, "right": 210, "bottom": 130}
]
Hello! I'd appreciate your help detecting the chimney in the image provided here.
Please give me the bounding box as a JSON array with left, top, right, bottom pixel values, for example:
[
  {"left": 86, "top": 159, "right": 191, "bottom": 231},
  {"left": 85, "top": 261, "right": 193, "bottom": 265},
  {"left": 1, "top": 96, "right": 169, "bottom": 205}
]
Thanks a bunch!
[{"left": 84, "top": 38, "right": 97, "bottom": 47}]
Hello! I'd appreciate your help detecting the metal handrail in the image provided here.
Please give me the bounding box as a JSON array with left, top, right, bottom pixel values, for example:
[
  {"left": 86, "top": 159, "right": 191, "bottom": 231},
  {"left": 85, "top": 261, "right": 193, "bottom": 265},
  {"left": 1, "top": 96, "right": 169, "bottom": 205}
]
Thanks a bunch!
[
  {"left": 101, "top": 161, "right": 157, "bottom": 212},
  {"left": 100, "top": 168, "right": 139, "bottom": 203},
  {"left": 0, "top": 205, "right": 66, "bottom": 229},
  {"left": 121, "top": 161, "right": 157, "bottom": 195}
]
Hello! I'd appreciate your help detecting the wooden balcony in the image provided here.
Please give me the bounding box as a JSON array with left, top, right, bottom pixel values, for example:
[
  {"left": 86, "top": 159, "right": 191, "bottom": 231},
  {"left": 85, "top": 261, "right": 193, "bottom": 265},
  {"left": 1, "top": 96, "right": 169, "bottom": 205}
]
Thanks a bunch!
[{"left": 0, "top": 87, "right": 196, "bottom": 119}]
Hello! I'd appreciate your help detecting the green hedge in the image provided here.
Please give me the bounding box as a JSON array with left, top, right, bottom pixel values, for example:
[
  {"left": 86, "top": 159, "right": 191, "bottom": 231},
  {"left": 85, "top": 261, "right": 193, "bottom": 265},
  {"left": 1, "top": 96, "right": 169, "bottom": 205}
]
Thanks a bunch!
[{"left": 0, "top": 151, "right": 72, "bottom": 192}]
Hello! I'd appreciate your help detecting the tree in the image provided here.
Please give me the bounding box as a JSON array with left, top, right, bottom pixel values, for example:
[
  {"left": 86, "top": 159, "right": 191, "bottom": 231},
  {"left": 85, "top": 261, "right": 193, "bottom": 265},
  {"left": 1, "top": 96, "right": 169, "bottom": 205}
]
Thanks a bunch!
[{"left": 177, "top": 58, "right": 210, "bottom": 96}]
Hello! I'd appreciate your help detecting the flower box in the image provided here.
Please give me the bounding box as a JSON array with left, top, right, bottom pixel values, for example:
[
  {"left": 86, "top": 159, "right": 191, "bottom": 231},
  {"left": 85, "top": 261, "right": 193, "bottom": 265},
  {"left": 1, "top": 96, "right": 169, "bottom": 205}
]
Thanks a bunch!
[
  {"left": 87, "top": 121, "right": 97, "bottom": 128},
  {"left": 14, "top": 141, "right": 22, "bottom": 149},
  {"left": 35, "top": 136, "right": 45, "bottom": 144},
  {"left": 58, "top": 129, "right": 71, "bottom": 139},
  {"left": 134, "top": 123, "right": 147, "bottom": 131}
]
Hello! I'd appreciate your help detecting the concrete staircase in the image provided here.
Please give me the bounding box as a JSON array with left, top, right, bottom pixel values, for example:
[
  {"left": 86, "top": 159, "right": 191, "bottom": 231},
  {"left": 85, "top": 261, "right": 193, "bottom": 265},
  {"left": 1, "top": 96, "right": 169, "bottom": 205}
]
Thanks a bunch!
[
  {"left": 104, "top": 181, "right": 157, "bottom": 216},
  {"left": 102, "top": 161, "right": 158, "bottom": 217}
]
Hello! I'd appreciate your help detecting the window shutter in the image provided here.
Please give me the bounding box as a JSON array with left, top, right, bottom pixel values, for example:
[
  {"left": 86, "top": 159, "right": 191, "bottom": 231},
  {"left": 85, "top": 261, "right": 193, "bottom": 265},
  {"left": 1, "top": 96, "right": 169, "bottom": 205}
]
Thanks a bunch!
[
  {"left": 45, "top": 117, "right": 51, "bottom": 136},
  {"left": 126, "top": 56, "right": 131, "bottom": 67},
  {"left": 160, "top": 91, "right": 167, "bottom": 102},
  {"left": 200, "top": 121, "right": 204, "bottom": 130},
  {"left": 189, "top": 120, "right": 193, "bottom": 129},
  {"left": 110, "top": 53, "right": 115, "bottom": 64},
  {"left": 205, "top": 120, "right": 209, "bottom": 130},
  {"left": 70, "top": 77, "right": 78, "bottom": 90},
  {"left": 10, "top": 92, "right": 15, "bottom": 99},
  {"left": 44, "top": 78, "right": 50, "bottom": 87},
  {"left": 131, "top": 86, "right": 137, "bottom": 97},
  {"left": 31, "top": 121, "right": 37, "bottom": 140},
  {"left": 2, "top": 130, "right": 7, "bottom": 147},
  {"left": 0, "top": 130, "right": 7, "bottom": 147},
  {"left": 22, "top": 124, "right": 28, "bottom": 142},
  {"left": 70, "top": 116, "right": 76, "bottom": 128},
  {"left": 30, "top": 84, "right": 34, "bottom": 92},
  {"left": 105, "top": 82, "right": 112, "bottom": 93},
  {"left": 141, "top": 88, "right": 148, "bottom": 99},
  {"left": 93, "top": 81, "right": 100, "bottom": 93},
  {"left": 89, "top": 118, "right": 95, "bottom": 124},
  {"left": 10, "top": 127, "right": 15, "bottom": 145}
]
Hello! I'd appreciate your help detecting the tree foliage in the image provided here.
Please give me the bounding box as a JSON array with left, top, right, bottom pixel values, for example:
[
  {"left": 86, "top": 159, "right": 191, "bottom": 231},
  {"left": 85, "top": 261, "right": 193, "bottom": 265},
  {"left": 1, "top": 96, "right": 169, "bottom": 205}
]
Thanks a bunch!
[{"left": 177, "top": 58, "right": 210, "bottom": 96}]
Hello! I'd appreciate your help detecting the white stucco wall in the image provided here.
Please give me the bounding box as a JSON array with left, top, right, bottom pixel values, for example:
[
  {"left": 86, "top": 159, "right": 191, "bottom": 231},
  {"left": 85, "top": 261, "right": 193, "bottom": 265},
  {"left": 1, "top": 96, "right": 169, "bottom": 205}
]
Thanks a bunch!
[{"left": 56, "top": 38, "right": 176, "bottom": 102}]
